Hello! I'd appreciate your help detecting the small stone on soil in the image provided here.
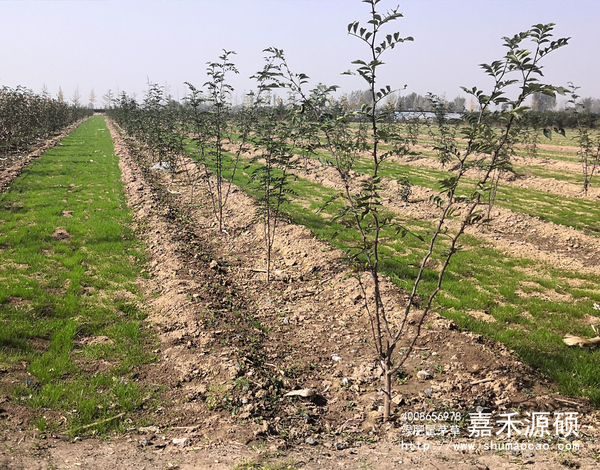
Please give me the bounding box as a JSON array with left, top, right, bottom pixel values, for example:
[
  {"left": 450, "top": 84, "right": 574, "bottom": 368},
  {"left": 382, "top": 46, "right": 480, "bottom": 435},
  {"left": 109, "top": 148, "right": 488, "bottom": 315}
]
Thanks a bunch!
[
  {"left": 139, "top": 438, "right": 151, "bottom": 447},
  {"left": 172, "top": 438, "right": 188, "bottom": 447},
  {"left": 138, "top": 425, "right": 159, "bottom": 433}
]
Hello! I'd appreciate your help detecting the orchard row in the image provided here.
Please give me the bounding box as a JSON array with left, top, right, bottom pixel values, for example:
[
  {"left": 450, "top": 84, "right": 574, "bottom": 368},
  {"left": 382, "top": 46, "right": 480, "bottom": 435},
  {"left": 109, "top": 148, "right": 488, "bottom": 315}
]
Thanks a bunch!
[{"left": 0, "top": 86, "right": 92, "bottom": 156}]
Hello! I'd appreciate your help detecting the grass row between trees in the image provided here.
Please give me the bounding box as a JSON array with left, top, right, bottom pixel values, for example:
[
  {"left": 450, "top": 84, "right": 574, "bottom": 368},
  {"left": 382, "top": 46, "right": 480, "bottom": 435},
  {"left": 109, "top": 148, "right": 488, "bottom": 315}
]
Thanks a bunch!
[{"left": 0, "top": 116, "right": 158, "bottom": 435}]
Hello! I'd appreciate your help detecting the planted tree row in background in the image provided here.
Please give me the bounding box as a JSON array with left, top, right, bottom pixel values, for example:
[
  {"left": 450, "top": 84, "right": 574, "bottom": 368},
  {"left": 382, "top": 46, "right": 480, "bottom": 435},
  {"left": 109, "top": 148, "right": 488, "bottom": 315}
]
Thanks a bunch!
[{"left": 0, "top": 86, "right": 92, "bottom": 156}]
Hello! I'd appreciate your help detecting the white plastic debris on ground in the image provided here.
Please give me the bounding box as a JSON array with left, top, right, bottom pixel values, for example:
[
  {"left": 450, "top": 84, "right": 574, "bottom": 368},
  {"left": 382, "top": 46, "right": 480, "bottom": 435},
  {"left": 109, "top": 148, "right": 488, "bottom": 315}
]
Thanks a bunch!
[{"left": 151, "top": 162, "right": 171, "bottom": 170}]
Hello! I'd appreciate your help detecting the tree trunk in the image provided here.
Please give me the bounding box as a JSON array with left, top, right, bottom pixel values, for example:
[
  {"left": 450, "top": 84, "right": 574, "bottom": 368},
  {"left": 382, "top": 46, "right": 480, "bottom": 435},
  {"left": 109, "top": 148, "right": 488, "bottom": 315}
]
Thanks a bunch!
[{"left": 383, "top": 356, "right": 392, "bottom": 421}]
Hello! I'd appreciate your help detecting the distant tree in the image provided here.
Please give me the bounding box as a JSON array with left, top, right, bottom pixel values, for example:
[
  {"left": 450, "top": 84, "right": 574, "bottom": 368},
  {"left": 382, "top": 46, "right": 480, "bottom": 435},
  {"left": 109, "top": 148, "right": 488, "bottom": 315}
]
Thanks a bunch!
[
  {"left": 397, "top": 92, "right": 416, "bottom": 110},
  {"left": 411, "top": 93, "right": 421, "bottom": 110},
  {"left": 414, "top": 94, "right": 429, "bottom": 111},
  {"left": 383, "top": 93, "right": 397, "bottom": 112},
  {"left": 103, "top": 89, "right": 114, "bottom": 109},
  {"left": 358, "top": 90, "right": 373, "bottom": 107},
  {"left": 452, "top": 96, "right": 466, "bottom": 112},
  {"left": 339, "top": 93, "right": 351, "bottom": 112},
  {"left": 469, "top": 97, "right": 476, "bottom": 111},
  {"left": 579, "top": 97, "right": 593, "bottom": 113},
  {"left": 381, "top": 94, "right": 397, "bottom": 116},
  {"left": 71, "top": 87, "right": 81, "bottom": 107},
  {"left": 89, "top": 89, "right": 96, "bottom": 109},
  {"left": 275, "top": 95, "right": 284, "bottom": 110},
  {"left": 578, "top": 97, "right": 600, "bottom": 114},
  {"left": 336, "top": 90, "right": 373, "bottom": 111},
  {"left": 531, "top": 92, "right": 556, "bottom": 112},
  {"left": 57, "top": 86, "right": 64, "bottom": 102}
]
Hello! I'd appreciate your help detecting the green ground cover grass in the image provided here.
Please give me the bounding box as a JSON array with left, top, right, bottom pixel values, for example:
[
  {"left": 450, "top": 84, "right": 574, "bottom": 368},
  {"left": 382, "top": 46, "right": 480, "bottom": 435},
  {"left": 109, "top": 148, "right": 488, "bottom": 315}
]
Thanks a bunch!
[
  {"left": 0, "top": 116, "right": 157, "bottom": 435},
  {"left": 511, "top": 164, "right": 584, "bottom": 184},
  {"left": 391, "top": 124, "right": 580, "bottom": 148},
  {"left": 376, "top": 126, "right": 581, "bottom": 163},
  {"left": 316, "top": 154, "right": 600, "bottom": 236},
  {"left": 183, "top": 138, "right": 600, "bottom": 405},
  {"left": 513, "top": 147, "right": 580, "bottom": 162}
]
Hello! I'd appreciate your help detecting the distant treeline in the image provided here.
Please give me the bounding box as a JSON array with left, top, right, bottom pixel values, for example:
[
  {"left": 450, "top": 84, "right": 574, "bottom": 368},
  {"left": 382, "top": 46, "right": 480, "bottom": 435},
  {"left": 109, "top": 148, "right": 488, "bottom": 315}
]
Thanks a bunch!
[
  {"left": 103, "top": 87, "right": 600, "bottom": 130},
  {"left": 467, "top": 110, "right": 600, "bottom": 130},
  {"left": 335, "top": 90, "right": 600, "bottom": 128}
]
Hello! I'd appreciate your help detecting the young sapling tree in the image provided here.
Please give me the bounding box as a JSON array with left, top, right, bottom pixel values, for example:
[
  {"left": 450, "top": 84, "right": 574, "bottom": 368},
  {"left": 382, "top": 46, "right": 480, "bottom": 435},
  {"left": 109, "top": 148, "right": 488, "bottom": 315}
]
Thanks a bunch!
[
  {"left": 140, "top": 82, "right": 183, "bottom": 176},
  {"left": 388, "top": 22, "right": 570, "bottom": 420},
  {"left": 313, "top": 2, "right": 569, "bottom": 421},
  {"left": 248, "top": 48, "right": 315, "bottom": 282},
  {"left": 185, "top": 50, "right": 254, "bottom": 232},
  {"left": 567, "top": 84, "right": 600, "bottom": 196}
]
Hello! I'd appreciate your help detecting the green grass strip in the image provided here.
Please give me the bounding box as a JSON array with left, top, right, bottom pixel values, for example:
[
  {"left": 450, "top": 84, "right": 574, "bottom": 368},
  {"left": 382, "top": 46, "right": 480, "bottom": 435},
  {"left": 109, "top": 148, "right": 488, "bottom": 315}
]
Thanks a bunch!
[
  {"left": 0, "top": 116, "right": 157, "bottom": 435},
  {"left": 346, "top": 157, "right": 600, "bottom": 236}
]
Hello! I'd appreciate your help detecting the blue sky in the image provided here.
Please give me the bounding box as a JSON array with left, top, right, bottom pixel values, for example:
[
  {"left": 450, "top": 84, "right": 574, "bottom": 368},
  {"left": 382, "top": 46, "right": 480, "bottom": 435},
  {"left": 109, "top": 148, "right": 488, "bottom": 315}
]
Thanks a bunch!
[{"left": 1, "top": 0, "right": 598, "bottom": 106}]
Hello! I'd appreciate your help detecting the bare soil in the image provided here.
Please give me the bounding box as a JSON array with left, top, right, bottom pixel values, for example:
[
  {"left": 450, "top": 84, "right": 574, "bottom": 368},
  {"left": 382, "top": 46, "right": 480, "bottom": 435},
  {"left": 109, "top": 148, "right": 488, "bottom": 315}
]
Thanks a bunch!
[{"left": 1, "top": 120, "right": 599, "bottom": 469}]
